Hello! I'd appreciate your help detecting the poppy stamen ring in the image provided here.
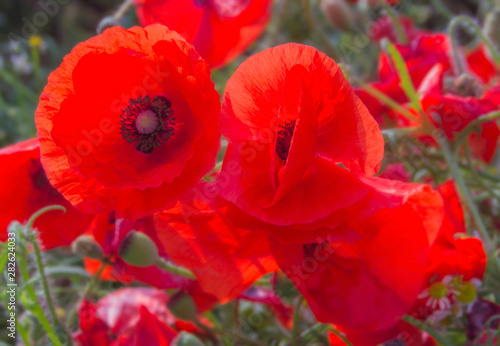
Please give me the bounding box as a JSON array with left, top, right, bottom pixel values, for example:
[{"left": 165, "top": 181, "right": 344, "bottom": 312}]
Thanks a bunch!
[{"left": 119, "top": 95, "right": 175, "bottom": 154}]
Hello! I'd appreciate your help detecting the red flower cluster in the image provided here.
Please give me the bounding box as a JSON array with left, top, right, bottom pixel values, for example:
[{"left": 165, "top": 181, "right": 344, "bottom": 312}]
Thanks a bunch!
[
  {"left": 1, "top": 6, "right": 495, "bottom": 345},
  {"left": 356, "top": 22, "right": 500, "bottom": 162}
]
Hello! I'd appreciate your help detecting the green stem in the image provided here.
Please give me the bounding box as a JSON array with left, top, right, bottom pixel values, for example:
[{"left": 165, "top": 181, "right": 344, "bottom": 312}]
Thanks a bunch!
[
  {"left": 81, "top": 261, "right": 107, "bottom": 299},
  {"left": 403, "top": 315, "right": 452, "bottom": 346},
  {"left": 300, "top": 323, "right": 331, "bottom": 343},
  {"left": 360, "top": 83, "right": 422, "bottom": 123},
  {"left": 0, "top": 69, "right": 39, "bottom": 104},
  {"left": 0, "top": 292, "right": 31, "bottom": 346},
  {"left": 112, "top": 0, "right": 133, "bottom": 21},
  {"left": 17, "top": 249, "right": 62, "bottom": 346},
  {"left": 28, "top": 231, "right": 60, "bottom": 329},
  {"left": 291, "top": 297, "right": 303, "bottom": 346},
  {"left": 448, "top": 16, "right": 500, "bottom": 74},
  {"left": 436, "top": 135, "right": 491, "bottom": 241},
  {"left": 454, "top": 110, "right": 500, "bottom": 152},
  {"left": 431, "top": 0, "right": 453, "bottom": 19},
  {"left": 30, "top": 44, "right": 41, "bottom": 92},
  {"left": 303, "top": 0, "right": 341, "bottom": 61},
  {"left": 377, "top": 0, "right": 407, "bottom": 44},
  {"left": 68, "top": 261, "right": 107, "bottom": 329},
  {"left": 155, "top": 258, "right": 196, "bottom": 279},
  {"left": 25, "top": 205, "right": 66, "bottom": 231},
  {"left": 464, "top": 142, "right": 500, "bottom": 202}
]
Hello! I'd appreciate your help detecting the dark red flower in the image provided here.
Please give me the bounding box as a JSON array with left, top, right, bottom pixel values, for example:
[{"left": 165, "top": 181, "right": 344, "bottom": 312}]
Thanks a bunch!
[
  {"left": 35, "top": 25, "right": 220, "bottom": 220},
  {"left": 74, "top": 288, "right": 177, "bottom": 345},
  {"left": 0, "top": 138, "right": 92, "bottom": 250},
  {"left": 419, "top": 66, "right": 500, "bottom": 162},
  {"left": 216, "top": 43, "right": 385, "bottom": 227},
  {"left": 466, "top": 299, "right": 500, "bottom": 343},
  {"left": 154, "top": 184, "right": 279, "bottom": 302},
  {"left": 134, "top": 0, "right": 272, "bottom": 68},
  {"left": 369, "top": 16, "right": 426, "bottom": 44}
]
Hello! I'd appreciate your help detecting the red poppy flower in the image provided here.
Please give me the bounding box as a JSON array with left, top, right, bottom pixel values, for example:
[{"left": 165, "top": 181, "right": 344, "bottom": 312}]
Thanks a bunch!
[
  {"left": 35, "top": 25, "right": 221, "bottom": 220},
  {"left": 154, "top": 184, "right": 279, "bottom": 302},
  {"left": 417, "top": 64, "right": 500, "bottom": 162},
  {"left": 269, "top": 198, "right": 440, "bottom": 335},
  {"left": 356, "top": 34, "right": 452, "bottom": 123},
  {"left": 0, "top": 138, "right": 92, "bottom": 250},
  {"left": 409, "top": 181, "right": 486, "bottom": 323},
  {"left": 74, "top": 288, "right": 177, "bottom": 345},
  {"left": 466, "top": 45, "right": 498, "bottom": 85},
  {"left": 216, "top": 43, "right": 385, "bottom": 227},
  {"left": 134, "top": 0, "right": 272, "bottom": 68},
  {"left": 423, "top": 181, "right": 487, "bottom": 282},
  {"left": 83, "top": 212, "right": 219, "bottom": 312}
]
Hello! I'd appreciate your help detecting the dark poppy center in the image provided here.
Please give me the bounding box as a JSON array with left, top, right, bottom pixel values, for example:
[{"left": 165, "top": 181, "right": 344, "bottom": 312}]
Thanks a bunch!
[
  {"left": 119, "top": 95, "right": 175, "bottom": 154},
  {"left": 194, "top": 0, "right": 209, "bottom": 7},
  {"left": 303, "top": 241, "right": 330, "bottom": 256},
  {"left": 275, "top": 120, "right": 296, "bottom": 164}
]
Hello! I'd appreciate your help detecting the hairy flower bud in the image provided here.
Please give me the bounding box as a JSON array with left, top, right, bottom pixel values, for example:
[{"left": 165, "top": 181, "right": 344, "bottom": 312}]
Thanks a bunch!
[
  {"left": 321, "top": 0, "right": 354, "bottom": 32},
  {"left": 118, "top": 231, "right": 159, "bottom": 267},
  {"left": 448, "top": 73, "right": 484, "bottom": 98},
  {"left": 167, "top": 291, "right": 198, "bottom": 321},
  {"left": 71, "top": 235, "right": 104, "bottom": 260}
]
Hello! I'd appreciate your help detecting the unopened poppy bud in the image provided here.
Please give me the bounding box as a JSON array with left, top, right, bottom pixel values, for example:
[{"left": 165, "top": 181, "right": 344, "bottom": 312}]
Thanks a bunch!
[
  {"left": 118, "top": 231, "right": 159, "bottom": 267},
  {"left": 173, "top": 332, "right": 204, "bottom": 346},
  {"left": 456, "top": 282, "right": 477, "bottom": 304},
  {"left": 71, "top": 235, "right": 104, "bottom": 260},
  {"left": 321, "top": 0, "right": 354, "bottom": 32},
  {"left": 484, "top": 7, "right": 500, "bottom": 51},
  {"left": 167, "top": 291, "right": 198, "bottom": 321},
  {"left": 450, "top": 73, "right": 484, "bottom": 98}
]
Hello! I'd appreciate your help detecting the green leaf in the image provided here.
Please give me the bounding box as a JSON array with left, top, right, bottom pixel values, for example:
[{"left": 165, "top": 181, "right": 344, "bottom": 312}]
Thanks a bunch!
[{"left": 384, "top": 40, "right": 424, "bottom": 115}]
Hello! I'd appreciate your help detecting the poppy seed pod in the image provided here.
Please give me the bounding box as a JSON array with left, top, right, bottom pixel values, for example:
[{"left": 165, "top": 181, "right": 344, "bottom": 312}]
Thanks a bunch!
[
  {"left": 321, "top": 0, "right": 354, "bottom": 31},
  {"left": 118, "top": 231, "right": 159, "bottom": 267},
  {"left": 167, "top": 291, "right": 198, "bottom": 321},
  {"left": 71, "top": 235, "right": 104, "bottom": 260}
]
